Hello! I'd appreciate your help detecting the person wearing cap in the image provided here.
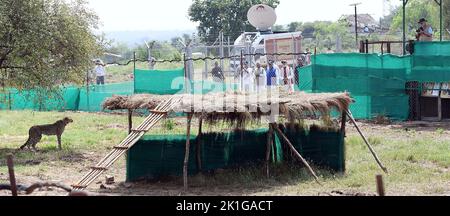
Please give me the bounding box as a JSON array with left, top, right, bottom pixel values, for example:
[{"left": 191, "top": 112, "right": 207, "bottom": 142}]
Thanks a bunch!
[
  {"left": 416, "top": 18, "right": 433, "bottom": 41},
  {"left": 95, "top": 59, "right": 107, "bottom": 85},
  {"left": 281, "top": 60, "right": 294, "bottom": 93}
]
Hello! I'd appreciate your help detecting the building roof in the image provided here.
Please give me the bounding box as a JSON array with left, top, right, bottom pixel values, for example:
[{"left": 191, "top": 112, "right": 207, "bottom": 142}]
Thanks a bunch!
[{"left": 339, "top": 14, "right": 379, "bottom": 28}]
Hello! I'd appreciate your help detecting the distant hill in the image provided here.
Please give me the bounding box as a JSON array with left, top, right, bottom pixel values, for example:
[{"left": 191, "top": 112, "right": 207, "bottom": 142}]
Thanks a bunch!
[{"left": 105, "top": 29, "right": 196, "bottom": 46}]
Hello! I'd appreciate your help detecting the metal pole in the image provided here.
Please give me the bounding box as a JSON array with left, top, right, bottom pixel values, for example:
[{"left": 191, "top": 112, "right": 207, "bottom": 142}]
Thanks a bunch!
[
  {"left": 184, "top": 53, "right": 188, "bottom": 94},
  {"left": 350, "top": 3, "right": 361, "bottom": 51},
  {"left": 133, "top": 52, "right": 136, "bottom": 73},
  {"left": 355, "top": 4, "right": 359, "bottom": 50},
  {"left": 204, "top": 46, "right": 208, "bottom": 80},
  {"left": 403, "top": 0, "right": 407, "bottom": 55},
  {"left": 228, "top": 36, "right": 231, "bottom": 76},
  {"left": 145, "top": 41, "right": 153, "bottom": 70},
  {"left": 292, "top": 35, "right": 296, "bottom": 66},
  {"left": 186, "top": 44, "right": 193, "bottom": 81},
  {"left": 133, "top": 51, "right": 136, "bottom": 97},
  {"left": 86, "top": 69, "right": 90, "bottom": 112},
  {"left": 440, "top": 0, "right": 443, "bottom": 41},
  {"left": 240, "top": 50, "right": 244, "bottom": 91},
  {"left": 220, "top": 32, "right": 224, "bottom": 70}
]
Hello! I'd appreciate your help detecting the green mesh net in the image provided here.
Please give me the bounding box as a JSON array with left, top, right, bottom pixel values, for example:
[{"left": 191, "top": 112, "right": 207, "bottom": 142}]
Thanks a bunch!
[
  {"left": 2, "top": 42, "right": 450, "bottom": 120},
  {"left": 134, "top": 68, "right": 185, "bottom": 94},
  {"left": 126, "top": 127, "right": 345, "bottom": 181}
]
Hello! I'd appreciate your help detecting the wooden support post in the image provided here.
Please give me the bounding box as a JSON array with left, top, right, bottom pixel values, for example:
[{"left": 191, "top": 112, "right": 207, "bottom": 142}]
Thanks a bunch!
[
  {"left": 340, "top": 111, "right": 347, "bottom": 136},
  {"left": 128, "top": 109, "right": 133, "bottom": 134},
  {"left": 196, "top": 117, "right": 203, "bottom": 172},
  {"left": 183, "top": 113, "right": 193, "bottom": 191},
  {"left": 365, "top": 40, "right": 369, "bottom": 54},
  {"left": 359, "top": 41, "right": 364, "bottom": 53},
  {"left": 273, "top": 125, "right": 321, "bottom": 185},
  {"left": 340, "top": 111, "right": 347, "bottom": 172},
  {"left": 265, "top": 124, "right": 274, "bottom": 178},
  {"left": 346, "top": 110, "right": 388, "bottom": 173},
  {"left": 376, "top": 175, "right": 385, "bottom": 196},
  {"left": 6, "top": 154, "right": 18, "bottom": 196}
]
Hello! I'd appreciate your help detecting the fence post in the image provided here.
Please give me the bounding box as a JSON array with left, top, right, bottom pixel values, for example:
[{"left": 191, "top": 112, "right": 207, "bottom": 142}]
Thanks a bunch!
[
  {"left": 365, "top": 39, "right": 369, "bottom": 54},
  {"left": 186, "top": 44, "right": 193, "bottom": 81},
  {"left": 220, "top": 32, "right": 224, "bottom": 70},
  {"left": 8, "top": 90, "right": 12, "bottom": 110},
  {"left": 7, "top": 154, "right": 18, "bottom": 196},
  {"left": 359, "top": 40, "right": 364, "bottom": 53},
  {"left": 240, "top": 50, "right": 244, "bottom": 91},
  {"left": 376, "top": 175, "right": 385, "bottom": 196},
  {"left": 204, "top": 46, "right": 208, "bottom": 80}
]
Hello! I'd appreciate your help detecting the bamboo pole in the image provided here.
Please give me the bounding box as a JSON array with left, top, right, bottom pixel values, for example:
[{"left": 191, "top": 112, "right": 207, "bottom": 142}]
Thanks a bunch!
[
  {"left": 340, "top": 111, "right": 347, "bottom": 172},
  {"left": 128, "top": 109, "right": 133, "bottom": 134},
  {"left": 73, "top": 96, "right": 180, "bottom": 190},
  {"left": 196, "top": 117, "right": 203, "bottom": 172},
  {"left": 184, "top": 113, "right": 193, "bottom": 191},
  {"left": 6, "top": 154, "right": 17, "bottom": 196},
  {"left": 345, "top": 110, "right": 388, "bottom": 174},
  {"left": 265, "top": 124, "right": 274, "bottom": 178},
  {"left": 273, "top": 125, "right": 321, "bottom": 185}
]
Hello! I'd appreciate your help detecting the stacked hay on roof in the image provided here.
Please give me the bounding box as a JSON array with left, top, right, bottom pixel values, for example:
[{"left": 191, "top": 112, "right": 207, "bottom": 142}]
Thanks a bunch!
[{"left": 102, "top": 91, "right": 352, "bottom": 128}]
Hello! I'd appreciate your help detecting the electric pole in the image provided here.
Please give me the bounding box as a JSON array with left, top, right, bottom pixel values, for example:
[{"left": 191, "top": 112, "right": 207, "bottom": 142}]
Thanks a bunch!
[{"left": 350, "top": 3, "right": 362, "bottom": 51}]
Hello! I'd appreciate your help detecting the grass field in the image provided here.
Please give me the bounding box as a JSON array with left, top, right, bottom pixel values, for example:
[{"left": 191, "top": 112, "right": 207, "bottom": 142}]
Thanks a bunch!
[{"left": 0, "top": 110, "right": 449, "bottom": 196}]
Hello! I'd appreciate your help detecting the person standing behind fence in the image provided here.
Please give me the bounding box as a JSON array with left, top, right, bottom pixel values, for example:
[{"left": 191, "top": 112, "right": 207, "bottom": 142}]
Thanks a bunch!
[
  {"left": 416, "top": 18, "right": 433, "bottom": 41},
  {"left": 211, "top": 61, "right": 225, "bottom": 83},
  {"left": 254, "top": 62, "right": 267, "bottom": 92},
  {"left": 266, "top": 60, "right": 278, "bottom": 88},
  {"left": 95, "top": 59, "right": 106, "bottom": 85},
  {"left": 294, "top": 58, "right": 304, "bottom": 85},
  {"left": 281, "top": 60, "right": 294, "bottom": 93},
  {"left": 242, "top": 62, "right": 255, "bottom": 92},
  {"left": 305, "top": 48, "right": 312, "bottom": 65}
]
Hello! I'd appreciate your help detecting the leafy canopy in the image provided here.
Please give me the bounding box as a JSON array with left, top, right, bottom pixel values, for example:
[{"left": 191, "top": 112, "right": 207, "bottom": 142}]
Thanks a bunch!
[
  {"left": 188, "top": 0, "right": 280, "bottom": 42},
  {"left": 0, "top": 0, "right": 103, "bottom": 91}
]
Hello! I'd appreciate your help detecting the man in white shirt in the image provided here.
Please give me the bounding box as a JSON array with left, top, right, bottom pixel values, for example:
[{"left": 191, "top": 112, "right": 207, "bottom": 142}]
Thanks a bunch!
[
  {"left": 280, "top": 60, "right": 294, "bottom": 93},
  {"left": 305, "top": 48, "right": 312, "bottom": 65},
  {"left": 254, "top": 62, "right": 267, "bottom": 92},
  {"left": 242, "top": 62, "right": 255, "bottom": 93},
  {"left": 95, "top": 59, "right": 106, "bottom": 85}
]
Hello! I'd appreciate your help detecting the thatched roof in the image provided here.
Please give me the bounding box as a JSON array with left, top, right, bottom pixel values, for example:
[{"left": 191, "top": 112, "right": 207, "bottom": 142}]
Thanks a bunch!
[
  {"left": 103, "top": 90, "right": 352, "bottom": 128},
  {"left": 102, "top": 94, "right": 167, "bottom": 110}
]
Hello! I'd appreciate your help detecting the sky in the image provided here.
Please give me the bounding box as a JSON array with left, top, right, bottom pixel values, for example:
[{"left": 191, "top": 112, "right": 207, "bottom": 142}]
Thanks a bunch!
[{"left": 87, "top": 0, "right": 402, "bottom": 32}]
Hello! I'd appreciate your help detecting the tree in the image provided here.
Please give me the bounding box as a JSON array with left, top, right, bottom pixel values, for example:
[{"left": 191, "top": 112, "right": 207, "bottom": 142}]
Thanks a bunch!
[
  {"left": 0, "top": 0, "right": 103, "bottom": 92},
  {"left": 390, "top": 0, "right": 440, "bottom": 39},
  {"left": 288, "top": 22, "right": 302, "bottom": 32},
  {"left": 444, "top": 0, "right": 450, "bottom": 39},
  {"left": 272, "top": 25, "right": 287, "bottom": 32},
  {"left": 188, "top": 0, "right": 280, "bottom": 43}
]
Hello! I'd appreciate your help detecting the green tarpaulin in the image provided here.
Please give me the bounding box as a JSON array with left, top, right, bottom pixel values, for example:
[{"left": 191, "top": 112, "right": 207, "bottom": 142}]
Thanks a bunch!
[{"left": 126, "top": 126, "right": 345, "bottom": 181}]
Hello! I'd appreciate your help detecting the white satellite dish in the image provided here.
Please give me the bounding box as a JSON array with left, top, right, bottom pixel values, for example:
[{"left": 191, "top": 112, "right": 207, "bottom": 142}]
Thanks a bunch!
[{"left": 247, "top": 4, "right": 277, "bottom": 31}]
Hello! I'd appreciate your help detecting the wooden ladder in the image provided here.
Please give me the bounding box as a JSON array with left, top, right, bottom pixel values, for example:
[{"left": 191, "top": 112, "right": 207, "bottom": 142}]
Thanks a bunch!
[{"left": 72, "top": 96, "right": 182, "bottom": 191}]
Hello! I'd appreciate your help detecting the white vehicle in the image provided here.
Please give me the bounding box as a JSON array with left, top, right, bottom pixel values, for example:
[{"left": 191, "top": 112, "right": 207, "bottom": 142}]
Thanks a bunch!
[
  {"left": 230, "top": 4, "right": 303, "bottom": 70},
  {"left": 230, "top": 31, "right": 303, "bottom": 70}
]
